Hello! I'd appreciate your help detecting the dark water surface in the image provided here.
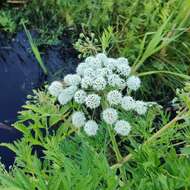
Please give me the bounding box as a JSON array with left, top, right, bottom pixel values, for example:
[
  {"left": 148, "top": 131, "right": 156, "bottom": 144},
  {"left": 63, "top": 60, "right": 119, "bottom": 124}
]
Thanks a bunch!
[{"left": 0, "top": 31, "right": 78, "bottom": 167}]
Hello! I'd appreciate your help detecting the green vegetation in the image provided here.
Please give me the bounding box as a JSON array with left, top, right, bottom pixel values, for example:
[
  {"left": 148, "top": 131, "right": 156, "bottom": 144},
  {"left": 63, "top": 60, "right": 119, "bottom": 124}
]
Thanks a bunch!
[
  {"left": 0, "top": 11, "right": 16, "bottom": 32},
  {"left": 0, "top": 0, "right": 190, "bottom": 189},
  {"left": 1, "top": 0, "right": 190, "bottom": 101},
  {"left": 0, "top": 82, "right": 190, "bottom": 189},
  {"left": 23, "top": 22, "right": 48, "bottom": 75}
]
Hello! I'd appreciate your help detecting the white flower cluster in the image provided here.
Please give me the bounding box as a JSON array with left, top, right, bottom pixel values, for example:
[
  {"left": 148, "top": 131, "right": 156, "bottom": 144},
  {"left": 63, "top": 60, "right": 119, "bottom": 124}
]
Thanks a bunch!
[{"left": 48, "top": 53, "right": 150, "bottom": 137}]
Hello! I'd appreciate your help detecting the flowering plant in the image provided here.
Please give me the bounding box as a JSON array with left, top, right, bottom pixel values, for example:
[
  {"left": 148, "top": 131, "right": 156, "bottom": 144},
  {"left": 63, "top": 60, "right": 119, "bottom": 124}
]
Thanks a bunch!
[{"left": 48, "top": 53, "right": 150, "bottom": 137}]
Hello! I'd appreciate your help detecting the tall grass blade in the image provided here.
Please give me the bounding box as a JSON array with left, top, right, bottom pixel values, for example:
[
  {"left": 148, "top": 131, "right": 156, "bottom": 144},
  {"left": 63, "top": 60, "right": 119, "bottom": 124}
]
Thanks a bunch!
[
  {"left": 23, "top": 22, "right": 48, "bottom": 75},
  {"left": 132, "top": 0, "right": 190, "bottom": 73}
]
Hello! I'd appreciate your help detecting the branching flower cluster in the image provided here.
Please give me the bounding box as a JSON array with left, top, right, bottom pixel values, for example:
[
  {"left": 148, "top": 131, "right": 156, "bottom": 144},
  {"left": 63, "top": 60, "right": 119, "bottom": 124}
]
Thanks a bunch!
[{"left": 48, "top": 53, "right": 149, "bottom": 137}]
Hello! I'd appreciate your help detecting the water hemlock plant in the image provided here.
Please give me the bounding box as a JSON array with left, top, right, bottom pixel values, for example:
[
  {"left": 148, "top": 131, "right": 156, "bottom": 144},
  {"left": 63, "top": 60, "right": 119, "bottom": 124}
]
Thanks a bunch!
[
  {"left": 48, "top": 53, "right": 155, "bottom": 180},
  {"left": 48, "top": 53, "right": 151, "bottom": 137}
]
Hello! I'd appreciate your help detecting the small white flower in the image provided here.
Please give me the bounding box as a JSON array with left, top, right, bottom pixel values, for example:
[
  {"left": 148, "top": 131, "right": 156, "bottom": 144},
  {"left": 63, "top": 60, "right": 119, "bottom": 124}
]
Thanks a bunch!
[
  {"left": 96, "top": 53, "right": 107, "bottom": 64},
  {"left": 93, "top": 77, "right": 107, "bottom": 91},
  {"left": 121, "top": 96, "right": 136, "bottom": 111},
  {"left": 107, "top": 90, "right": 122, "bottom": 105},
  {"left": 74, "top": 90, "right": 87, "bottom": 104},
  {"left": 83, "top": 68, "right": 96, "bottom": 78},
  {"left": 127, "top": 76, "right": 141, "bottom": 91},
  {"left": 84, "top": 120, "right": 98, "bottom": 136},
  {"left": 76, "top": 62, "right": 88, "bottom": 76},
  {"left": 97, "top": 68, "right": 112, "bottom": 77},
  {"left": 107, "top": 74, "right": 126, "bottom": 89},
  {"left": 85, "top": 56, "right": 102, "bottom": 69},
  {"left": 72, "top": 111, "right": 86, "bottom": 128},
  {"left": 48, "top": 81, "right": 63, "bottom": 97},
  {"left": 64, "top": 74, "right": 81, "bottom": 86},
  {"left": 116, "top": 64, "right": 131, "bottom": 77},
  {"left": 117, "top": 57, "right": 129, "bottom": 65},
  {"left": 85, "top": 94, "right": 101, "bottom": 109},
  {"left": 81, "top": 77, "right": 93, "bottom": 89},
  {"left": 134, "top": 100, "right": 147, "bottom": 115},
  {"left": 114, "top": 120, "right": 131, "bottom": 136},
  {"left": 104, "top": 58, "right": 117, "bottom": 70},
  {"left": 102, "top": 108, "right": 118, "bottom": 125},
  {"left": 107, "top": 74, "right": 120, "bottom": 86},
  {"left": 58, "top": 86, "right": 77, "bottom": 105}
]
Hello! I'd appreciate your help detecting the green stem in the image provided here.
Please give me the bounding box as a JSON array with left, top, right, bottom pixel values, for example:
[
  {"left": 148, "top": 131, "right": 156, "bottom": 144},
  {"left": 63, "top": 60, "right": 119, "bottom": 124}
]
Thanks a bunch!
[
  {"left": 108, "top": 125, "right": 126, "bottom": 182},
  {"left": 108, "top": 126, "right": 122, "bottom": 161},
  {"left": 137, "top": 70, "right": 190, "bottom": 80}
]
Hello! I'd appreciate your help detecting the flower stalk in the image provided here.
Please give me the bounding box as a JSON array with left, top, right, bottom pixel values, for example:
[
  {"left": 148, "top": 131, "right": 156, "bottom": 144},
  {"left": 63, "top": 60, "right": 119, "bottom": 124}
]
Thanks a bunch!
[{"left": 111, "top": 107, "right": 187, "bottom": 169}]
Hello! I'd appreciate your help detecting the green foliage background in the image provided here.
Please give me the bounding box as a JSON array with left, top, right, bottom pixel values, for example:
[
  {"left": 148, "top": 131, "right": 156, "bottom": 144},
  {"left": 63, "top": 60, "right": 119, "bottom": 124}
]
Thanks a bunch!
[
  {"left": 1, "top": 0, "right": 190, "bottom": 102},
  {"left": 0, "top": 0, "right": 190, "bottom": 189}
]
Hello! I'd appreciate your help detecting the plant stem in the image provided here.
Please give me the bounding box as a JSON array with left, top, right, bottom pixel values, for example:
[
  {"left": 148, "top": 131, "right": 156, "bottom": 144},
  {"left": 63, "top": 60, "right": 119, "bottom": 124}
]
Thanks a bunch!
[
  {"left": 108, "top": 125, "right": 127, "bottom": 182},
  {"left": 137, "top": 70, "right": 190, "bottom": 80},
  {"left": 111, "top": 108, "right": 187, "bottom": 170},
  {"left": 108, "top": 126, "right": 122, "bottom": 161}
]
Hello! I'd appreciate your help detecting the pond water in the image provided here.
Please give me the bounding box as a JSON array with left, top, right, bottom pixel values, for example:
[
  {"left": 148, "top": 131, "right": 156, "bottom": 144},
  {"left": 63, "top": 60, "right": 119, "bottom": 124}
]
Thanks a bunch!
[{"left": 0, "top": 31, "right": 78, "bottom": 168}]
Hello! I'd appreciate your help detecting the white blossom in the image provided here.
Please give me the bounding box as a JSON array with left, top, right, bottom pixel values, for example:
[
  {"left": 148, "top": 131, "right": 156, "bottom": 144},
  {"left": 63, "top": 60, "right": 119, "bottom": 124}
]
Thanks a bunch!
[
  {"left": 84, "top": 120, "right": 98, "bottom": 136},
  {"left": 72, "top": 111, "right": 86, "bottom": 128},
  {"left": 107, "top": 74, "right": 126, "bottom": 89},
  {"left": 64, "top": 74, "right": 81, "bottom": 86},
  {"left": 107, "top": 90, "right": 122, "bottom": 105},
  {"left": 134, "top": 100, "right": 147, "bottom": 115},
  {"left": 76, "top": 62, "right": 89, "bottom": 76},
  {"left": 48, "top": 81, "right": 63, "bottom": 97},
  {"left": 93, "top": 77, "right": 107, "bottom": 91},
  {"left": 74, "top": 90, "right": 87, "bottom": 104},
  {"left": 85, "top": 56, "right": 102, "bottom": 69},
  {"left": 104, "top": 58, "right": 117, "bottom": 70},
  {"left": 116, "top": 64, "right": 131, "bottom": 77},
  {"left": 114, "top": 120, "right": 131, "bottom": 136},
  {"left": 83, "top": 68, "right": 96, "bottom": 78},
  {"left": 85, "top": 94, "right": 101, "bottom": 109},
  {"left": 48, "top": 54, "right": 150, "bottom": 138},
  {"left": 97, "top": 68, "right": 112, "bottom": 77},
  {"left": 127, "top": 76, "right": 141, "bottom": 91},
  {"left": 117, "top": 57, "right": 129, "bottom": 65},
  {"left": 121, "top": 96, "right": 136, "bottom": 111},
  {"left": 102, "top": 108, "right": 118, "bottom": 125},
  {"left": 58, "top": 86, "right": 77, "bottom": 105},
  {"left": 81, "top": 77, "right": 93, "bottom": 89},
  {"left": 96, "top": 53, "right": 107, "bottom": 64}
]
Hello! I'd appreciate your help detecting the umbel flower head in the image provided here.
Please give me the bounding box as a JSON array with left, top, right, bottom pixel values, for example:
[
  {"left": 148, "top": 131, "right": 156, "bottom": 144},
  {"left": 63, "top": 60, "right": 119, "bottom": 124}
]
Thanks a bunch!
[
  {"left": 72, "top": 111, "right": 86, "bottom": 128},
  {"left": 121, "top": 96, "right": 136, "bottom": 111},
  {"left": 74, "top": 89, "right": 87, "bottom": 104},
  {"left": 102, "top": 108, "right": 118, "bottom": 125},
  {"left": 85, "top": 94, "right": 101, "bottom": 109},
  {"left": 58, "top": 86, "right": 77, "bottom": 105},
  {"left": 48, "top": 53, "right": 151, "bottom": 136},
  {"left": 93, "top": 77, "right": 107, "bottom": 91},
  {"left": 64, "top": 74, "right": 81, "bottom": 86},
  {"left": 114, "top": 120, "right": 131, "bottom": 136},
  {"left": 84, "top": 120, "right": 99, "bottom": 136},
  {"left": 107, "top": 90, "right": 122, "bottom": 105},
  {"left": 48, "top": 81, "right": 63, "bottom": 97},
  {"left": 127, "top": 76, "right": 141, "bottom": 91}
]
